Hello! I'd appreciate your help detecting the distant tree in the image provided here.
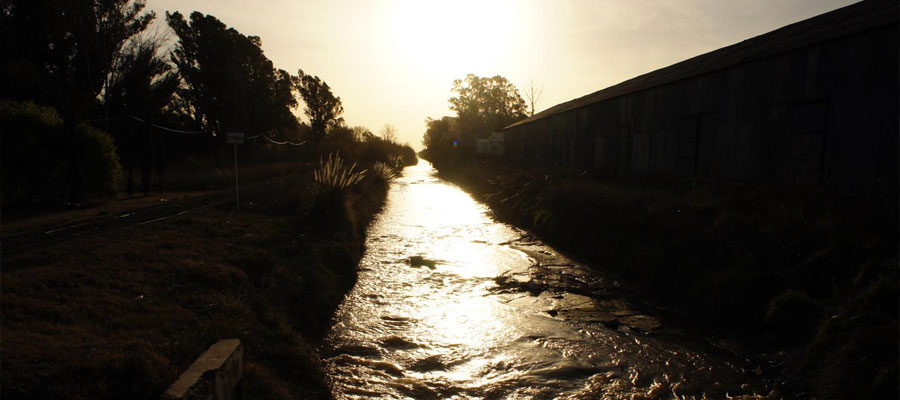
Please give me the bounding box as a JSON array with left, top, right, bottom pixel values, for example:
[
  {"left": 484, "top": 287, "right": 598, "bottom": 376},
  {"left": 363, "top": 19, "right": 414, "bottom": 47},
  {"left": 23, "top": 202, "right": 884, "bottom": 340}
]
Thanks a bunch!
[
  {"left": 0, "top": 0, "right": 155, "bottom": 123},
  {"left": 421, "top": 116, "right": 460, "bottom": 165},
  {"left": 167, "top": 11, "right": 297, "bottom": 140},
  {"left": 449, "top": 74, "right": 527, "bottom": 131},
  {"left": 448, "top": 74, "right": 526, "bottom": 152},
  {"left": 352, "top": 126, "right": 376, "bottom": 142},
  {"left": 380, "top": 123, "right": 398, "bottom": 143},
  {"left": 525, "top": 80, "right": 543, "bottom": 117},
  {"left": 295, "top": 70, "right": 344, "bottom": 149}
]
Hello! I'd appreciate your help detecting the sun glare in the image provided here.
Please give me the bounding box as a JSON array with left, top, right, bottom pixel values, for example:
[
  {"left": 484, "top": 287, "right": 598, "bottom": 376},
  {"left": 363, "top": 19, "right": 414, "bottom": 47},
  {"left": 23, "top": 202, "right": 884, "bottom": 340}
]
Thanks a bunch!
[{"left": 389, "top": 0, "right": 522, "bottom": 77}]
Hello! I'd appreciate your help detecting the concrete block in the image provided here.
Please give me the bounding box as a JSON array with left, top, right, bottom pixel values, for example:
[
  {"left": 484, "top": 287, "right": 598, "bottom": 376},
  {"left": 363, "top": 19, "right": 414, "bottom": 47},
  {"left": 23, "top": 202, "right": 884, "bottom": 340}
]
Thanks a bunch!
[{"left": 161, "top": 339, "right": 243, "bottom": 400}]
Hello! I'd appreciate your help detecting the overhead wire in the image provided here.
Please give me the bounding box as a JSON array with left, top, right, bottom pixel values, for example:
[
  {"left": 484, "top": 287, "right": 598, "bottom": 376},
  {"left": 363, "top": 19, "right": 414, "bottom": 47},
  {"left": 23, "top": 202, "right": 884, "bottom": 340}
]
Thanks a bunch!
[{"left": 78, "top": 115, "right": 306, "bottom": 146}]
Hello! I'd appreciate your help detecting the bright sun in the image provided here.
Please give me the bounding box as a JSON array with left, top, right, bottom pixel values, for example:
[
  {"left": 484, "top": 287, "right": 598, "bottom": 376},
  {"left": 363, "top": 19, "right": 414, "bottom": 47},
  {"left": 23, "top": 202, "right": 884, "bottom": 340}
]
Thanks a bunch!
[{"left": 389, "top": 0, "right": 521, "bottom": 77}]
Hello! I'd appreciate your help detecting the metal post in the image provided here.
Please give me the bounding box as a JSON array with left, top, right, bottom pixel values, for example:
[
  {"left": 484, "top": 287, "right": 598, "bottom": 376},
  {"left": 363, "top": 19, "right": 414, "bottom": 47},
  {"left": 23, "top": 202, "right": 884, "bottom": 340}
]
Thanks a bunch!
[{"left": 234, "top": 144, "right": 239, "bottom": 211}]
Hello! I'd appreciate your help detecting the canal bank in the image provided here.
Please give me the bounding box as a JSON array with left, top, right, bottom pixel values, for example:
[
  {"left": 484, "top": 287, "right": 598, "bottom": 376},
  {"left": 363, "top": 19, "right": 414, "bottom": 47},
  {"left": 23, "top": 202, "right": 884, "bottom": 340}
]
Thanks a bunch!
[
  {"left": 429, "top": 158, "right": 898, "bottom": 399},
  {"left": 325, "top": 161, "right": 778, "bottom": 399},
  {"left": 0, "top": 159, "right": 396, "bottom": 399}
]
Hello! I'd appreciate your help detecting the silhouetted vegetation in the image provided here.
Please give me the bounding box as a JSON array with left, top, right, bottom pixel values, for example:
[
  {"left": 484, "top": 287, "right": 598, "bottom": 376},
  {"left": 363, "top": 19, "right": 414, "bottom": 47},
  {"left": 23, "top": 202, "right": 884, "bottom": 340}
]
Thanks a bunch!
[
  {"left": 1, "top": 101, "right": 121, "bottom": 205},
  {"left": 1, "top": 2, "right": 405, "bottom": 207},
  {"left": 296, "top": 70, "right": 344, "bottom": 149},
  {"left": 422, "top": 74, "right": 527, "bottom": 165},
  {"left": 0, "top": 0, "right": 154, "bottom": 120},
  {"left": 449, "top": 74, "right": 527, "bottom": 137},
  {"left": 167, "top": 11, "right": 299, "bottom": 140},
  {"left": 421, "top": 116, "right": 461, "bottom": 166},
  {"left": 1, "top": 0, "right": 155, "bottom": 203}
]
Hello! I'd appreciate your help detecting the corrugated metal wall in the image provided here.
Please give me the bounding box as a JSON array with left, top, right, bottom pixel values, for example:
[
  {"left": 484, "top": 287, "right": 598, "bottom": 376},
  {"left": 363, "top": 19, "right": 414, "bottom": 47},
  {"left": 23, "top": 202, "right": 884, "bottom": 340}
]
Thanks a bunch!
[{"left": 503, "top": 23, "right": 898, "bottom": 196}]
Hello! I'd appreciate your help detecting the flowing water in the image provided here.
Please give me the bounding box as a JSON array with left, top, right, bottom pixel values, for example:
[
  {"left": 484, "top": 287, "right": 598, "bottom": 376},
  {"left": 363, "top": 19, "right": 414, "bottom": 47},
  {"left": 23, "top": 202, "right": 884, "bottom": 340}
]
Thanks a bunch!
[{"left": 325, "top": 161, "right": 773, "bottom": 399}]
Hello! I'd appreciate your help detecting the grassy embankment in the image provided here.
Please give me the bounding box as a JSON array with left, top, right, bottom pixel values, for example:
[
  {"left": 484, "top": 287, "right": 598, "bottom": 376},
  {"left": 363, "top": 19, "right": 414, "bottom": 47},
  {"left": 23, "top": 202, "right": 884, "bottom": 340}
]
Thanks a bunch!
[
  {"left": 1, "top": 144, "right": 416, "bottom": 399},
  {"left": 433, "top": 158, "right": 897, "bottom": 400}
]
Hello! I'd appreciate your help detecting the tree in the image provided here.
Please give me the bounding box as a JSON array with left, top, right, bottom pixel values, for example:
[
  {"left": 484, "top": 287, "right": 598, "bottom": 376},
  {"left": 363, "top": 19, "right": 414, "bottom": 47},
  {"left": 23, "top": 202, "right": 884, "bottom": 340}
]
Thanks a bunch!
[
  {"left": 0, "top": 0, "right": 155, "bottom": 122},
  {"left": 104, "top": 35, "right": 178, "bottom": 119},
  {"left": 102, "top": 33, "right": 178, "bottom": 195},
  {"left": 352, "top": 126, "right": 376, "bottom": 142},
  {"left": 295, "top": 70, "right": 344, "bottom": 149},
  {"left": 525, "top": 80, "right": 543, "bottom": 117},
  {"left": 380, "top": 123, "right": 398, "bottom": 143},
  {"left": 421, "top": 116, "right": 459, "bottom": 165},
  {"left": 448, "top": 74, "right": 526, "bottom": 152},
  {"left": 167, "top": 11, "right": 297, "bottom": 140}
]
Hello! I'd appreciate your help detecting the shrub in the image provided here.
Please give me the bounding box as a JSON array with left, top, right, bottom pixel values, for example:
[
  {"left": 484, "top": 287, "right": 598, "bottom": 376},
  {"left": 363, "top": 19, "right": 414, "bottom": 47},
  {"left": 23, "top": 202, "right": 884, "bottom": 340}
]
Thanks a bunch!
[
  {"left": 0, "top": 100, "right": 121, "bottom": 205},
  {"left": 73, "top": 123, "right": 122, "bottom": 201},
  {"left": 372, "top": 161, "right": 398, "bottom": 182},
  {"left": 0, "top": 101, "right": 66, "bottom": 204},
  {"left": 388, "top": 154, "right": 404, "bottom": 172}
]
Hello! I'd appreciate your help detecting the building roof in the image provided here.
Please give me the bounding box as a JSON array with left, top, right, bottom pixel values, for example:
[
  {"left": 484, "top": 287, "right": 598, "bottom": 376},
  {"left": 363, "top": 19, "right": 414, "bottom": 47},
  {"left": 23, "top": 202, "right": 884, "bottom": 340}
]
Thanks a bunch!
[{"left": 504, "top": 0, "right": 898, "bottom": 131}]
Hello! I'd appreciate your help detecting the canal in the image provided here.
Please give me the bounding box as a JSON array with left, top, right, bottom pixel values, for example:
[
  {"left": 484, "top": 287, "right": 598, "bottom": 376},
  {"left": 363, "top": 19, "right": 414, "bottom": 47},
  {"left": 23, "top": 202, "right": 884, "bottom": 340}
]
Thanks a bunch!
[{"left": 324, "top": 161, "right": 772, "bottom": 399}]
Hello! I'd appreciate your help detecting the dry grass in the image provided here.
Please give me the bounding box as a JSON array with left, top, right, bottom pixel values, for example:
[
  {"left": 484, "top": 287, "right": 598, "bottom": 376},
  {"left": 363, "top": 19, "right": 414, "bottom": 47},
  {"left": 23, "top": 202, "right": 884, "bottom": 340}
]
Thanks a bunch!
[{"left": 1, "top": 160, "right": 391, "bottom": 399}]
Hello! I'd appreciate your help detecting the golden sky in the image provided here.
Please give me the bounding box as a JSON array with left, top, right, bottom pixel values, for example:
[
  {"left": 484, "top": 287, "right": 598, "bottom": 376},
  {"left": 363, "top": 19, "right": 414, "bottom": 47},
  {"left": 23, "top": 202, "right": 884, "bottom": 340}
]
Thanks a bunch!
[{"left": 149, "top": 0, "right": 856, "bottom": 149}]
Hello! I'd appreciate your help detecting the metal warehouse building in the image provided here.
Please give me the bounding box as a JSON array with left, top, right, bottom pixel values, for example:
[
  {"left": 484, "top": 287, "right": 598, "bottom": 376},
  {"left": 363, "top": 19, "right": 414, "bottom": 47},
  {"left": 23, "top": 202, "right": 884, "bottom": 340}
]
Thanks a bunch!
[{"left": 502, "top": 0, "right": 898, "bottom": 196}]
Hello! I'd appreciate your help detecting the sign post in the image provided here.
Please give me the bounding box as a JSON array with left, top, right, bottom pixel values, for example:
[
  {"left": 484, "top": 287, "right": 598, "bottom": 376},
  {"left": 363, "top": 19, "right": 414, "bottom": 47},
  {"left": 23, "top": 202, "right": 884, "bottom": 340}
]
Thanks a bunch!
[{"left": 227, "top": 132, "right": 245, "bottom": 211}]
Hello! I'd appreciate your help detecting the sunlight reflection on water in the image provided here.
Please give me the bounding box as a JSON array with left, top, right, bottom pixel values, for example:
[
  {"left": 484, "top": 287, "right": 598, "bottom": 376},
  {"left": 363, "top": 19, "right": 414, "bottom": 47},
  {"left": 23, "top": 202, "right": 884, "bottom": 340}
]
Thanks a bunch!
[{"left": 324, "top": 161, "right": 771, "bottom": 400}]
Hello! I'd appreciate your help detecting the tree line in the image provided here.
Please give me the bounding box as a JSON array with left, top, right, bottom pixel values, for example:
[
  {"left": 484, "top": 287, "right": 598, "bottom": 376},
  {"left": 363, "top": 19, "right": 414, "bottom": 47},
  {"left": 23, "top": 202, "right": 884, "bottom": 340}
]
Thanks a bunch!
[{"left": 1, "top": 0, "right": 382, "bottom": 206}]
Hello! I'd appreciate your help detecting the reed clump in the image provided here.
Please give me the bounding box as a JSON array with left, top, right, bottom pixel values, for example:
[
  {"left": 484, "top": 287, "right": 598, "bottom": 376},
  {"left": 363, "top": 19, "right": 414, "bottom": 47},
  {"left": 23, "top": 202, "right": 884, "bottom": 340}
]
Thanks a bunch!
[
  {"left": 312, "top": 152, "right": 366, "bottom": 193},
  {"left": 373, "top": 161, "right": 399, "bottom": 183}
]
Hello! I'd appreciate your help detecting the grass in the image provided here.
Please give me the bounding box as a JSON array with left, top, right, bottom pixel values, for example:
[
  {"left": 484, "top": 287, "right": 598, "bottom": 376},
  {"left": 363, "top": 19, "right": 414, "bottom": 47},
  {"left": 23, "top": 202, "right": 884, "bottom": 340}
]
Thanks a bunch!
[
  {"left": 434, "top": 158, "right": 898, "bottom": 400},
  {"left": 1, "top": 143, "right": 414, "bottom": 399}
]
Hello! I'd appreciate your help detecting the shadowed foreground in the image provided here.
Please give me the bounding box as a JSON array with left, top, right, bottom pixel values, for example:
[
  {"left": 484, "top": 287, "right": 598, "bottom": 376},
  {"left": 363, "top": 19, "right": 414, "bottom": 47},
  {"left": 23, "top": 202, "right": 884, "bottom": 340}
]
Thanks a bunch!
[
  {"left": 434, "top": 158, "right": 898, "bottom": 399},
  {"left": 0, "top": 163, "right": 390, "bottom": 399}
]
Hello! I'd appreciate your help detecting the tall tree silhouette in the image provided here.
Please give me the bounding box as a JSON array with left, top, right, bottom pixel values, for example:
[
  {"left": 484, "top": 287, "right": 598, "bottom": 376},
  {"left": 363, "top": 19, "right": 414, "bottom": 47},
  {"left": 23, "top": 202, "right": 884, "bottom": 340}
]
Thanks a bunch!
[
  {"left": 295, "top": 70, "right": 344, "bottom": 150},
  {"left": 167, "top": 11, "right": 297, "bottom": 141},
  {"left": 380, "top": 124, "right": 398, "bottom": 143},
  {"left": 1, "top": 0, "right": 154, "bottom": 201},
  {"left": 525, "top": 80, "right": 543, "bottom": 117},
  {"left": 0, "top": 0, "right": 154, "bottom": 122},
  {"left": 103, "top": 34, "right": 178, "bottom": 195},
  {"left": 448, "top": 74, "right": 526, "bottom": 152}
]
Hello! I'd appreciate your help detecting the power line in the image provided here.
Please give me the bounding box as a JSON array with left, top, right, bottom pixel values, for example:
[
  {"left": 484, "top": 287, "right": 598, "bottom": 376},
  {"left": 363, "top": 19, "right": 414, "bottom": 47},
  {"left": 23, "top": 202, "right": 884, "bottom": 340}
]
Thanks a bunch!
[
  {"left": 131, "top": 116, "right": 211, "bottom": 135},
  {"left": 252, "top": 134, "right": 307, "bottom": 146},
  {"left": 79, "top": 115, "right": 307, "bottom": 146}
]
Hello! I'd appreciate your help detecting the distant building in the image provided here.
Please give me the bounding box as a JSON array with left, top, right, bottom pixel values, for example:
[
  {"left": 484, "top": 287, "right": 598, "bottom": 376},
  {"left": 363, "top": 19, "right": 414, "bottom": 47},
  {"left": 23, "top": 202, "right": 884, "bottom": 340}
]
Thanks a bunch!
[
  {"left": 502, "top": 0, "right": 898, "bottom": 196},
  {"left": 476, "top": 132, "right": 505, "bottom": 156}
]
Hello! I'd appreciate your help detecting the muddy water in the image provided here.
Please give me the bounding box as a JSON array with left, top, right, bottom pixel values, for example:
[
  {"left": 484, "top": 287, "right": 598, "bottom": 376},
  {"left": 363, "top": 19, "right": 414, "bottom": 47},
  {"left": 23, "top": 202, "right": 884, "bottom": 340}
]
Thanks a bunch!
[{"left": 324, "top": 161, "right": 773, "bottom": 399}]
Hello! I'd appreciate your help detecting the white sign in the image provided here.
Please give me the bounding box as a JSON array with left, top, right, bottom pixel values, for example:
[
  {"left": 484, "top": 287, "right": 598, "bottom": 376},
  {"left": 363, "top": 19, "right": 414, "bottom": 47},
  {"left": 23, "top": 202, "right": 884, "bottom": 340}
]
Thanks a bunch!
[{"left": 227, "top": 132, "right": 244, "bottom": 145}]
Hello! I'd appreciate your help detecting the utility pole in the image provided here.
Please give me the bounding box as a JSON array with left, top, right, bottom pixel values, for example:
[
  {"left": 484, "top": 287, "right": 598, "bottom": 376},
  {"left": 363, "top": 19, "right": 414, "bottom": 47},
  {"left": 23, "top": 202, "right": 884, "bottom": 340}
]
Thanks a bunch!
[{"left": 227, "top": 132, "right": 245, "bottom": 211}]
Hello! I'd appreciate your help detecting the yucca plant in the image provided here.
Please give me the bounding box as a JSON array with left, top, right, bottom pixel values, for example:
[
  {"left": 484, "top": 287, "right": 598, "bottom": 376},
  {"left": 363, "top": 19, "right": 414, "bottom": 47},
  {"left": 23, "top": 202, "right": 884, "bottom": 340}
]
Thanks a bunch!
[
  {"left": 372, "top": 161, "right": 398, "bottom": 182},
  {"left": 312, "top": 152, "right": 367, "bottom": 192}
]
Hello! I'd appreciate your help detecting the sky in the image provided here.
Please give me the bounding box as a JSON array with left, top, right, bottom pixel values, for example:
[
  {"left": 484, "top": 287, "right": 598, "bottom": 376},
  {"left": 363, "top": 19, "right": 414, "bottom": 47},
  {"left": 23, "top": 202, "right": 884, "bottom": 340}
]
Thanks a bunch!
[{"left": 147, "top": 0, "right": 857, "bottom": 150}]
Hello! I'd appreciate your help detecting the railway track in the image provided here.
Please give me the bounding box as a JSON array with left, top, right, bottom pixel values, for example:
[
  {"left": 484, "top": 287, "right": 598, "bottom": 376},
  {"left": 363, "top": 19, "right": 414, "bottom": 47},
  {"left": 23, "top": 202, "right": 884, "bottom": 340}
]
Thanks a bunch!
[{"left": 1, "top": 189, "right": 233, "bottom": 252}]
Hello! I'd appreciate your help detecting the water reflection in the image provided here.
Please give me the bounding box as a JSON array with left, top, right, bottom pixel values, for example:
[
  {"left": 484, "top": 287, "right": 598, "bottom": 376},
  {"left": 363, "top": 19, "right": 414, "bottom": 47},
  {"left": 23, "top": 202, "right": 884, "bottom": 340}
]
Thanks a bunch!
[{"left": 325, "top": 161, "right": 770, "bottom": 399}]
